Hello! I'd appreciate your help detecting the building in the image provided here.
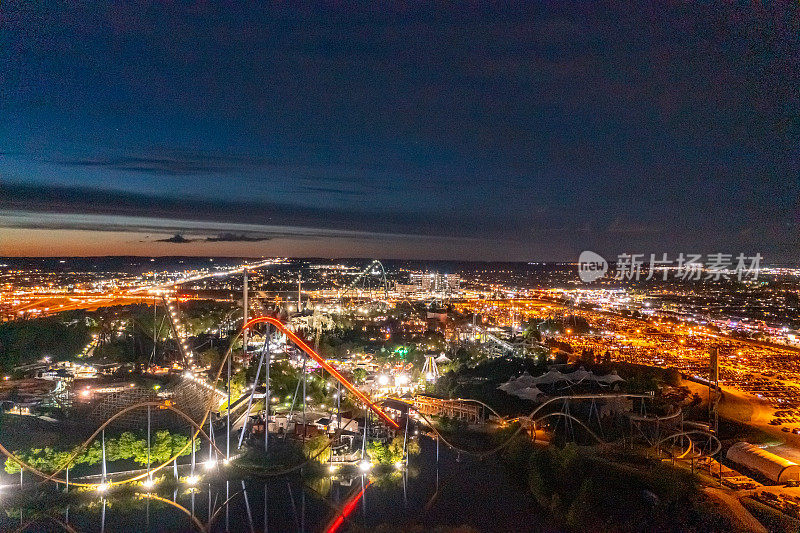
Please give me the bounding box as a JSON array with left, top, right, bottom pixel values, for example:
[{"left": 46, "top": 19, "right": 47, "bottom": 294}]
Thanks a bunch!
[
  {"left": 726, "top": 442, "right": 800, "bottom": 484},
  {"left": 408, "top": 272, "right": 461, "bottom": 295},
  {"left": 394, "top": 283, "right": 418, "bottom": 295}
]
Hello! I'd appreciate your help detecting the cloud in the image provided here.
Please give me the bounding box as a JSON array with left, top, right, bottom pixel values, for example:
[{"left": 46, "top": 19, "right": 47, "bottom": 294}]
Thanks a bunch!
[
  {"left": 0, "top": 209, "right": 476, "bottom": 246},
  {"left": 300, "top": 185, "right": 366, "bottom": 197},
  {"left": 53, "top": 150, "right": 276, "bottom": 176},
  {"left": 0, "top": 182, "right": 504, "bottom": 238},
  {"left": 156, "top": 234, "right": 194, "bottom": 243},
  {"left": 205, "top": 233, "right": 271, "bottom": 242}
]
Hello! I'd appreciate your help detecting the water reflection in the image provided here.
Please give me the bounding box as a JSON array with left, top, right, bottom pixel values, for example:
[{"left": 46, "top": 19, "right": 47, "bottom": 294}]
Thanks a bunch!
[{"left": 1, "top": 437, "right": 542, "bottom": 532}]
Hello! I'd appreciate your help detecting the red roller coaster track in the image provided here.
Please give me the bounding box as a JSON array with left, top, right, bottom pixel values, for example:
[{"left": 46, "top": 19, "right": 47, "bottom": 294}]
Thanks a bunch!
[{"left": 243, "top": 316, "right": 400, "bottom": 430}]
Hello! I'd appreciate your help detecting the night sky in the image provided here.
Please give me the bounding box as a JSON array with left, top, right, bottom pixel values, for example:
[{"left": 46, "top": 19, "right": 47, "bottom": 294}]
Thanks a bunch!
[{"left": 1, "top": 2, "right": 798, "bottom": 261}]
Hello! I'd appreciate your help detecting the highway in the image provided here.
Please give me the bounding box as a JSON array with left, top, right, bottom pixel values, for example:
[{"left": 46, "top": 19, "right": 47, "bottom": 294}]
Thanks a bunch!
[{"left": 5, "top": 259, "right": 280, "bottom": 318}]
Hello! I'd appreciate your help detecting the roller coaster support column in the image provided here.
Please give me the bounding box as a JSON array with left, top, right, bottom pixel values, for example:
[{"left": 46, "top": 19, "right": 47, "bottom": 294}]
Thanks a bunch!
[
  {"left": 208, "top": 417, "right": 214, "bottom": 466},
  {"left": 101, "top": 429, "right": 107, "bottom": 486},
  {"left": 147, "top": 405, "right": 152, "bottom": 482},
  {"left": 302, "top": 352, "right": 307, "bottom": 443},
  {"left": 361, "top": 410, "right": 368, "bottom": 461},
  {"left": 238, "top": 337, "right": 268, "bottom": 449},
  {"left": 265, "top": 323, "right": 270, "bottom": 454},
  {"left": 242, "top": 480, "right": 255, "bottom": 531},
  {"left": 243, "top": 269, "right": 249, "bottom": 358},
  {"left": 151, "top": 295, "right": 157, "bottom": 366},
  {"left": 226, "top": 345, "right": 231, "bottom": 461},
  {"left": 589, "top": 399, "right": 604, "bottom": 439},
  {"left": 403, "top": 413, "right": 409, "bottom": 467},
  {"left": 336, "top": 381, "right": 341, "bottom": 430}
]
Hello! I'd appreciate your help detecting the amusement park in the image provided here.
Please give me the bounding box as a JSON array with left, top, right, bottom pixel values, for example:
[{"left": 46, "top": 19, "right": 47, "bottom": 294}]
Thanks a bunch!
[
  {"left": 3, "top": 0, "right": 797, "bottom": 528},
  {"left": 0, "top": 258, "right": 784, "bottom": 532}
]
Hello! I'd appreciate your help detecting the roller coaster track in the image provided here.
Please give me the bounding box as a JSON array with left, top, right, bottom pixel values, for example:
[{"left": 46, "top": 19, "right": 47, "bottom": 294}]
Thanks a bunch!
[
  {"left": 530, "top": 412, "right": 605, "bottom": 444},
  {"left": 656, "top": 430, "right": 722, "bottom": 458},
  {"left": 339, "top": 260, "right": 388, "bottom": 300},
  {"left": 402, "top": 393, "right": 719, "bottom": 461},
  {"left": 2, "top": 318, "right": 716, "bottom": 494},
  {"left": 626, "top": 409, "right": 721, "bottom": 458},
  {"left": 627, "top": 408, "right": 683, "bottom": 423},
  {"left": 388, "top": 396, "right": 506, "bottom": 424},
  {"left": 470, "top": 323, "right": 517, "bottom": 353},
  {"left": 242, "top": 316, "right": 399, "bottom": 429},
  {"left": 13, "top": 513, "right": 79, "bottom": 533},
  {"left": 143, "top": 492, "right": 208, "bottom": 533},
  {"left": 325, "top": 480, "right": 372, "bottom": 533},
  {"left": 11, "top": 492, "right": 209, "bottom": 533},
  {"left": 1, "top": 316, "right": 397, "bottom": 489},
  {"left": 0, "top": 401, "right": 225, "bottom": 487},
  {"left": 454, "top": 397, "right": 505, "bottom": 421}
]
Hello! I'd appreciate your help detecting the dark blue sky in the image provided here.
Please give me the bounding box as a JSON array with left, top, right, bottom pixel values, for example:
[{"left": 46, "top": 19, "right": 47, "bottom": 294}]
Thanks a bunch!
[{"left": 1, "top": 2, "right": 797, "bottom": 260}]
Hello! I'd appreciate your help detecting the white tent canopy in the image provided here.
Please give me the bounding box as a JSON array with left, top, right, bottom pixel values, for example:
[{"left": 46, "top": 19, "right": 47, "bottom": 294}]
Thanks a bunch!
[
  {"left": 499, "top": 368, "right": 624, "bottom": 397},
  {"left": 562, "top": 367, "right": 593, "bottom": 383},
  {"left": 498, "top": 376, "right": 526, "bottom": 392},
  {"left": 533, "top": 369, "right": 566, "bottom": 385},
  {"left": 510, "top": 386, "right": 544, "bottom": 400},
  {"left": 595, "top": 370, "right": 624, "bottom": 384},
  {"left": 513, "top": 371, "right": 536, "bottom": 387}
]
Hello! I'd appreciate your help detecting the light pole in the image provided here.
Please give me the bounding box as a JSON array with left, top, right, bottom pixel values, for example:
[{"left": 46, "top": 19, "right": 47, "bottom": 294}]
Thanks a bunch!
[
  {"left": 265, "top": 324, "right": 270, "bottom": 454},
  {"left": 243, "top": 269, "right": 249, "bottom": 358},
  {"left": 301, "top": 353, "right": 307, "bottom": 443},
  {"left": 207, "top": 416, "right": 215, "bottom": 467},
  {"left": 101, "top": 429, "right": 107, "bottom": 487},
  {"left": 226, "top": 350, "right": 231, "bottom": 461},
  {"left": 147, "top": 405, "right": 151, "bottom": 484}
]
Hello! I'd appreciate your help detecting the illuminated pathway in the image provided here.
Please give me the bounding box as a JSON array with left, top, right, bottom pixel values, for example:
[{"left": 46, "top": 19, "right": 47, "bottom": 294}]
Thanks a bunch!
[{"left": 164, "top": 295, "right": 195, "bottom": 367}]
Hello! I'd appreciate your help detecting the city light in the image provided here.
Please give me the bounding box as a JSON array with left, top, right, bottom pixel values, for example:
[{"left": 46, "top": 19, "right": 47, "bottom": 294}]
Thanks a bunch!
[{"left": 0, "top": 1, "right": 795, "bottom": 526}]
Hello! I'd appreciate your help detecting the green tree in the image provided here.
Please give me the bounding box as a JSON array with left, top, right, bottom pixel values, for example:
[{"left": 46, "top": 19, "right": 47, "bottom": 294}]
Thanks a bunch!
[
  {"left": 302, "top": 435, "right": 330, "bottom": 463},
  {"left": 4, "top": 430, "right": 196, "bottom": 474}
]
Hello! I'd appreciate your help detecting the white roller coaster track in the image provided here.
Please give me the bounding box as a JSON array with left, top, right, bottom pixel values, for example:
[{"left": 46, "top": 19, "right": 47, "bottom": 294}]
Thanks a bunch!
[{"left": 339, "top": 259, "right": 388, "bottom": 300}]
